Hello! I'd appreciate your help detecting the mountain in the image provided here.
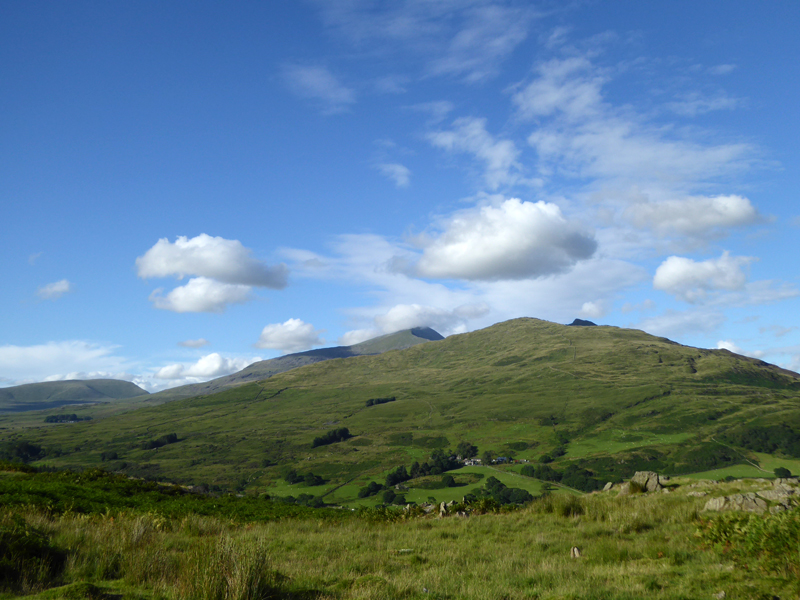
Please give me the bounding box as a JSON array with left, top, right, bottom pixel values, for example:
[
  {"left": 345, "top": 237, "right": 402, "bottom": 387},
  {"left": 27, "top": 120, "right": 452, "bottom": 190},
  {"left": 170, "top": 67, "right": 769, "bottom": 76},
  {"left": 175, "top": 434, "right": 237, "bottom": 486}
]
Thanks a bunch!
[
  {"left": 568, "top": 318, "right": 597, "bottom": 326},
  {"left": 148, "top": 326, "right": 444, "bottom": 402},
  {"left": 16, "top": 318, "right": 800, "bottom": 499},
  {"left": 0, "top": 379, "right": 148, "bottom": 413}
]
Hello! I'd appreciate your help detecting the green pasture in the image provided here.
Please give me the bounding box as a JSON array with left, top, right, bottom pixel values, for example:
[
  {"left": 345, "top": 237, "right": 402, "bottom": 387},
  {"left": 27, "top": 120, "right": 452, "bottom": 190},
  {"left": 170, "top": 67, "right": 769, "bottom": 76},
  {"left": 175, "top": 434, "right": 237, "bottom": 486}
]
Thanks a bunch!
[{"left": 565, "top": 429, "right": 693, "bottom": 458}]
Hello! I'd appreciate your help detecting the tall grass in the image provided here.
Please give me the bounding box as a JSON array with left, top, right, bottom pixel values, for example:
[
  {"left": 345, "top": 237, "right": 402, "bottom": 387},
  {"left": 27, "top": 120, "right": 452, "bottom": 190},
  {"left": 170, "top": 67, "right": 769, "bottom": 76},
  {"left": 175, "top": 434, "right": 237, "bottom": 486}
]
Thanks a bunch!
[{"left": 3, "top": 489, "right": 799, "bottom": 599}]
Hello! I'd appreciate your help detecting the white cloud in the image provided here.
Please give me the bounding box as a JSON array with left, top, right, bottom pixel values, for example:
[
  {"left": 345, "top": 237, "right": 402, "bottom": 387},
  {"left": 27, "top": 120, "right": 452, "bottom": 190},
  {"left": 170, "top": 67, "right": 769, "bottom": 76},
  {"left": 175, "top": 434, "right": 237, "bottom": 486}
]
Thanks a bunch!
[
  {"left": 37, "top": 279, "right": 72, "bottom": 300},
  {"left": 281, "top": 64, "right": 356, "bottom": 114},
  {"left": 667, "top": 92, "right": 740, "bottom": 117},
  {"left": 0, "top": 341, "right": 129, "bottom": 386},
  {"left": 148, "top": 277, "right": 252, "bottom": 313},
  {"left": 709, "top": 64, "right": 736, "bottom": 75},
  {"left": 28, "top": 252, "right": 43, "bottom": 265},
  {"left": 638, "top": 309, "right": 726, "bottom": 339},
  {"left": 513, "top": 55, "right": 752, "bottom": 192},
  {"left": 428, "top": 117, "right": 520, "bottom": 189},
  {"left": 625, "top": 194, "right": 760, "bottom": 238},
  {"left": 341, "top": 302, "right": 490, "bottom": 344},
  {"left": 178, "top": 338, "right": 209, "bottom": 348},
  {"left": 137, "top": 234, "right": 287, "bottom": 313},
  {"left": 377, "top": 163, "right": 411, "bottom": 187},
  {"left": 512, "top": 56, "right": 605, "bottom": 121},
  {"left": 413, "top": 198, "right": 596, "bottom": 281},
  {"left": 579, "top": 301, "right": 607, "bottom": 319},
  {"left": 155, "top": 353, "right": 259, "bottom": 380},
  {"left": 315, "top": 1, "right": 535, "bottom": 83},
  {"left": 136, "top": 234, "right": 287, "bottom": 288},
  {"left": 255, "top": 319, "right": 326, "bottom": 353},
  {"left": 653, "top": 252, "right": 754, "bottom": 303},
  {"left": 716, "top": 340, "right": 765, "bottom": 359}
]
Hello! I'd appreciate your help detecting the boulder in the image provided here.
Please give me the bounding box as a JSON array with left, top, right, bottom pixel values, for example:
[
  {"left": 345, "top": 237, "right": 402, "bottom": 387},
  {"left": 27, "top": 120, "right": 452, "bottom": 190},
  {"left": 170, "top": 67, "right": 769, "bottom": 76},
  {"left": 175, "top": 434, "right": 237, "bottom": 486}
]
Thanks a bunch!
[
  {"left": 630, "top": 471, "right": 662, "bottom": 493},
  {"left": 703, "top": 493, "right": 768, "bottom": 513},
  {"left": 603, "top": 482, "right": 614, "bottom": 492},
  {"left": 687, "top": 491, "right": 708, "bottom": 498},
  {"left": 617, "top": 482, "right": 631, "bottom": 496}
]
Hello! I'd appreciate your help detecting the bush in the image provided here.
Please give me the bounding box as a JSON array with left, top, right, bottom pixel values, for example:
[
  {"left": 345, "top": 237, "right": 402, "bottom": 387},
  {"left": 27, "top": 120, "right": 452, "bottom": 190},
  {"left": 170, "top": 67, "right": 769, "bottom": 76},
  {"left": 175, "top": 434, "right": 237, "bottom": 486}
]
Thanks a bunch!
[
  {"left": 312, "top": 428, "right": 352, "bottom": 448},
  {"left": 774, "top": 466, "right": 792, "bottom": 478},
  {"left": 0, "top": 514, "right": 66, "bottom": 592}
]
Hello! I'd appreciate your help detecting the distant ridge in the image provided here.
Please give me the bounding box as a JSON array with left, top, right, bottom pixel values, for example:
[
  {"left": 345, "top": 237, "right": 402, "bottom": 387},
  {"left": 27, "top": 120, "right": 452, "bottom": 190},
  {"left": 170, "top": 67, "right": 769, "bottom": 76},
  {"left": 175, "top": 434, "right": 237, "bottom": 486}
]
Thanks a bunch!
[
  {"left": 568, "top": 319, "right": 597, "bottom": 327},
  {"left": 0, "top": 379, "right": 148, "bottom": 413},
  {"left": 148, "top": 326, "right": 444, "bottom": 402}
]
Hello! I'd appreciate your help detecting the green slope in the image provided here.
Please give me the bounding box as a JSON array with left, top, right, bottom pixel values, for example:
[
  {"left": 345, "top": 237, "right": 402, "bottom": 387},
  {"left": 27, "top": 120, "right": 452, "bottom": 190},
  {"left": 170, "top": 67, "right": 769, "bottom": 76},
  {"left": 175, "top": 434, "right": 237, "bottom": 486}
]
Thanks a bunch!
[
  {"left": 13, "top": 318, "right": 800, "bottom": 500},
  {"left": 0, "top": 379, "right": 148, "bottom": 412},
  {"left": 147, "top": 326, "right": 444, "bottom": 402}
]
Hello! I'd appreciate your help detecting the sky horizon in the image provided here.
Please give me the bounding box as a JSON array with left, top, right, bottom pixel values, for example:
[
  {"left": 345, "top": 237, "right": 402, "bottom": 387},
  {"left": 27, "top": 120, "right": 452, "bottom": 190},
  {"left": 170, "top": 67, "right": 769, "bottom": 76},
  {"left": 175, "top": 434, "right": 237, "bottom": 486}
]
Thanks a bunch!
[{"left": 2, "top": 1, "right": 799, "bottom": 392}]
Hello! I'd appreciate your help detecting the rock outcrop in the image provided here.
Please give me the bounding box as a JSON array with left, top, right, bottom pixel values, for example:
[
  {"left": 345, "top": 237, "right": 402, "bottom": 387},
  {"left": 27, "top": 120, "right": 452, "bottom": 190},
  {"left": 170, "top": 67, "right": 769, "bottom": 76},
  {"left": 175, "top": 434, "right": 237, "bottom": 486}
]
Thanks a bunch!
[{"left": 630, "top": 471, "right": 662, "bottom": 493}]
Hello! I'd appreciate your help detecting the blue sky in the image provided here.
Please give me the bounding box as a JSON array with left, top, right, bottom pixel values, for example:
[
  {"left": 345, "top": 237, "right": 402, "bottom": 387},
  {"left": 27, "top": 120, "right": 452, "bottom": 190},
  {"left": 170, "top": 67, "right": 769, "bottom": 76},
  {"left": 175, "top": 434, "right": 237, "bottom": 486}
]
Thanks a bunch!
[{"left": 2, "top": 1, "right": 799, "bottom": 392}]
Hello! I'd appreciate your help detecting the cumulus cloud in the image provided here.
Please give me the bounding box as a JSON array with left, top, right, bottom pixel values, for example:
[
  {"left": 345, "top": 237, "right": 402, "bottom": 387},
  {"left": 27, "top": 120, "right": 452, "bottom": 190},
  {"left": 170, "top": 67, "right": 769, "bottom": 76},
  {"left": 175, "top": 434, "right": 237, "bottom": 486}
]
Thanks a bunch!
[
  {"left": 625, "top": 195, "right": 760, "bottom": 238},
  {"left": 155, "top": 353, "right": 259, "bottom": 380},
  {"left": 255, "top": 319, "right": 326, "bottom": 353},
  {"left": 136, "top": 234, "right": 287, "bottom": 288},
  {"left": 579, "top": 301, "right": 607, "bottom": 319},
  {"left": 653, "top": 252, "right": 754, "bottom": 303},
  {"left": 37, "top": 279, "right": 72, "bottom": 300},
  {"left": 413, "top": 198, "right": 596, "bottom": 281},
  {"left": 178, "top": 338, "right": 209, "bottom": 348},
  {"left": 137, "top": 234, "right": 287, "bottom": 313},
  {"left": 281, "top": 64, "right": 356, "bottom": 114},
  {"left": 148, "top": 278, "right": 252, "bottom": 313},
  {"left": 428, "top": 117, "right": 520, "bottom": 189},
  {"left": 377, "top": 163, "right": 411, "bottom": 187},
  {"left": 716, "top": 340, "right": 765, "bottom": 359}
]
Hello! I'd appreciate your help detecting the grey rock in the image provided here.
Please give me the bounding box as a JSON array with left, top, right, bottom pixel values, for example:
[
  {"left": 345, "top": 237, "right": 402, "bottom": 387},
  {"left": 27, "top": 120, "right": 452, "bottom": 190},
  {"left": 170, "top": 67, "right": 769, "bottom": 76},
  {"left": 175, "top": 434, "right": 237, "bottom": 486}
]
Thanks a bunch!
[
  {"left": 687, "top": 491, "right": 708, "bottom": 497},
  {"left": 603, "top": 482, "right": 614, "bottom": 492},
  {"left": 570, "top": 546, "right": 581, "bottom": 558},
  {"left": 630, "top": 471, "right": 662, "bottom": 493},
  {"left": 703, "top": 493, "right": 768, "bottom": 513},
  {"left": 617, "top": 482, "right": 631, "bottom": 496}
]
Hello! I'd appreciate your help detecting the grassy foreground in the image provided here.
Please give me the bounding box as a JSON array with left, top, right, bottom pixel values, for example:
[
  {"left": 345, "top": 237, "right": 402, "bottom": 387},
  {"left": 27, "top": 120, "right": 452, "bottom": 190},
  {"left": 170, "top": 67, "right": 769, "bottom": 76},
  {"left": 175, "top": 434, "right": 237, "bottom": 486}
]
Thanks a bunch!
[{"left": 3, "top": 485, "right": 799, "bottom": 600}]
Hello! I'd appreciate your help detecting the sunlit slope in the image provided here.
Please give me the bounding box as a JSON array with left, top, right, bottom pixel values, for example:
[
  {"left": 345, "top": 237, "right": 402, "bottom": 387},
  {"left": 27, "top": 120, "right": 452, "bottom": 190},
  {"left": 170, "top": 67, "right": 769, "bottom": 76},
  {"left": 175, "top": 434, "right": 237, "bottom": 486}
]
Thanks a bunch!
[
  {"left": 24, "top": 318, "right": 800, "bottom": 487},
  {"left": 147, "top": 326, "right": 443, "bottom": 403},
  {"left": 0, "top": 379, "right": 148, "bottom": 412}
]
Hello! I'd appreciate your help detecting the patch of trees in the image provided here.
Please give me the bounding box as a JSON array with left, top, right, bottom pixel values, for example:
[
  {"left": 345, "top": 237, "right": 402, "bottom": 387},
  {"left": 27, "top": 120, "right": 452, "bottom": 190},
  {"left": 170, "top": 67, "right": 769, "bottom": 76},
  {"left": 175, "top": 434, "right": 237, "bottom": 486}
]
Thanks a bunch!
[
  {"left": 100, "top": 451, "right": 119, "bottom": 462},
  {"left": 520, "top": 463, "right": 602, "bottom": 493},
  {"left": 274, "top": 493, "right": 324, "bottom": 508},
  {"left": 312, "top": 427, "right": 352, "bottom": 448},
  {"left": 365, "top": 397, "right": 396, "bottom": 407},
  {"left": 44, "top": 414, "right": 92, "bottom": 423},
  {"left": 465, "top": 476, "right": 533, "bottom": 505},
  {"left": 723, "top": 425, "right": 800, "bottom": 458},
  {"left": 283, "top": 469, "right": 325, "bottom": 486},
  {"left": 358, "top": 481, "right": 385, "bottom": 498},
  {"left": 0, "top": 441, "right": 47, "bottom": 463},
  {"left": 456, "top": 441, "right": 478, "bottom": 459},
  {"left": 140, "top": 433, "right": 178, "bottom": 450},
  {"left": 380, "top": 489, "right": 407, "bottom": 505},
  {"left": 409, "top": 448, "right": 461, "bottom": 478}
]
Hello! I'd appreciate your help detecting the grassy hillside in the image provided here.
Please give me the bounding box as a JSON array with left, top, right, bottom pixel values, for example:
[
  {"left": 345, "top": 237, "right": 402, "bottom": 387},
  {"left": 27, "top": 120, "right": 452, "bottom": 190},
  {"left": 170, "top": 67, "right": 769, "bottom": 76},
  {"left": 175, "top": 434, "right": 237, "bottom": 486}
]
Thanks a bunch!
[
  {"left": 0, "top": 379, "right": 147, "bottom": 413},
  {"left": 147, "top": 326, "right": 443, "bottom": 403},
  {"left": 8, "top": 318, "right": 800, "bottom": 504},
  {"left": 2, "top": 470, "right": 799, "bottom": 599}
]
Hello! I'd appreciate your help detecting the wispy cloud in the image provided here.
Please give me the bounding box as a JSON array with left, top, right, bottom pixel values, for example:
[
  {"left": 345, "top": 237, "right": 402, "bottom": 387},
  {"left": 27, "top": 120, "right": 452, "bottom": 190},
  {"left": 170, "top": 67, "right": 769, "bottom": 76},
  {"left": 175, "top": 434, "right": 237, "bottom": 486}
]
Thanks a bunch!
[
  {"left": 428, "top": 117, "right": 521, "bottom": 189},
  {"left": 280, "top": 64, "right": 356, "bottom": 114},
  {"left": 313, "top": 1, "right": 537, "bottom": 83},
  {"left": 37, "top": 279, "right": 72, "bottom": 300},
  {"left": 376, "top": 163, "right": 411, "bottom": 188}
]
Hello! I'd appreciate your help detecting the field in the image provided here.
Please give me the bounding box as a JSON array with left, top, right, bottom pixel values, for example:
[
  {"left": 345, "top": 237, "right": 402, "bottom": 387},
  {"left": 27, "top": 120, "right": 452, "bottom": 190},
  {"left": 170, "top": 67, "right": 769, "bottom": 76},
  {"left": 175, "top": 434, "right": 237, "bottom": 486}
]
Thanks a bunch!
[{"left": 3, "top": 473, "right": 799, "bottom": 600}]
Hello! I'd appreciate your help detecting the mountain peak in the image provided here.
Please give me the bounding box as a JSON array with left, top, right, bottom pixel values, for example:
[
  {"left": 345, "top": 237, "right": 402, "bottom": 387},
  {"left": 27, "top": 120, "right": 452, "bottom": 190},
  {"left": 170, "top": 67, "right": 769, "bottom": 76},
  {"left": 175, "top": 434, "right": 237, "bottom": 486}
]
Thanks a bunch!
[{"left": 568, "top": 318, "right": 597, "bottom": 327}]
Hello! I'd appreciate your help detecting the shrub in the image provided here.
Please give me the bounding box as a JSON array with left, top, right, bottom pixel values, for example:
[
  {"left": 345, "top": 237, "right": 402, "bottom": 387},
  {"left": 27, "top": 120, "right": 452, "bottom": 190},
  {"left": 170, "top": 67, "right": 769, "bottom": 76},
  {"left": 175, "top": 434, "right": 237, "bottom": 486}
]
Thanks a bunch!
[
  {"left": 312, "top": 428, "right": 352, "bottom": 448},
  {"left": 0, "top": 514, "right": 66, "bottom": 592},
  {"left": 774, "top": 466, "right": 792, "bottom": 478}
]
